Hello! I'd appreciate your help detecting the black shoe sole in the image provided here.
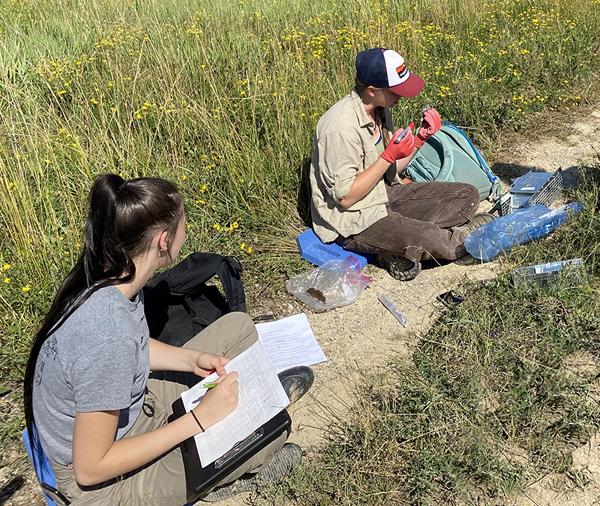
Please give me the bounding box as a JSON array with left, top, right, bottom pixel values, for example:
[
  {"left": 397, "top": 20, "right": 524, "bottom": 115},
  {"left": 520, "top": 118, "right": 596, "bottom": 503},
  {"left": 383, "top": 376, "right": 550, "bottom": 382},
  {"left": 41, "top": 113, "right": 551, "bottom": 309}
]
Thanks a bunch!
[{"left": 277, "top": 366, "right": 314, "bottom": 405}]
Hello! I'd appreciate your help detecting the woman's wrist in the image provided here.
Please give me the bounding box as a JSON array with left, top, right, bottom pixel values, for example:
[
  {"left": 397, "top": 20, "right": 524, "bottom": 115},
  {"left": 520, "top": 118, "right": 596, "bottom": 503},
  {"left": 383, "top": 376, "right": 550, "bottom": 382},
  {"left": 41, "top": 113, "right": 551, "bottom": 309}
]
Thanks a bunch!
[
  {"left": 190, "top": 410, "right": 206, "bottom": 433},
  {"left": 184, "top": 349, "right": 202, "bottom": 373}
]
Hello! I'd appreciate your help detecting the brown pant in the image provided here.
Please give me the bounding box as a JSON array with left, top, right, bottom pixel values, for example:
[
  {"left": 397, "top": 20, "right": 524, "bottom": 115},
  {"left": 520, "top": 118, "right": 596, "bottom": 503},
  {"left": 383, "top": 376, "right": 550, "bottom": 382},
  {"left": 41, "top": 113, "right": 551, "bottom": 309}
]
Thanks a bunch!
[
  {"left": 51, "top": 312, "right": 287, "bottom": 505},
  {"left": 339, "top": 182, "right": 479, "bottom": 262}
]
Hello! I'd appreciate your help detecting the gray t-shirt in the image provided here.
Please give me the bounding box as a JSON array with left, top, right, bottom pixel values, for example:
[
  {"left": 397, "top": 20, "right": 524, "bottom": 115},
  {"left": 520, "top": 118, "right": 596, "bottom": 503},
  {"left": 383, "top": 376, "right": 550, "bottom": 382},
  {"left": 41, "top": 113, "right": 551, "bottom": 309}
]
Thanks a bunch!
[{"left": 32, "top": 286, "right": 150, "bottom": 465}]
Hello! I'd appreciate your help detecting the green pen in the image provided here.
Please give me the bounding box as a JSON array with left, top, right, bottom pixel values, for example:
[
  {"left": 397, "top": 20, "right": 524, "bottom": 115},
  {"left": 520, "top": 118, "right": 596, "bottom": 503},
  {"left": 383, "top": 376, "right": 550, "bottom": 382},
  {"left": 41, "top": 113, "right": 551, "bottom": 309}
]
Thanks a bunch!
[{"left": 203, "top": 382, "right": 218, "bottom": 389}]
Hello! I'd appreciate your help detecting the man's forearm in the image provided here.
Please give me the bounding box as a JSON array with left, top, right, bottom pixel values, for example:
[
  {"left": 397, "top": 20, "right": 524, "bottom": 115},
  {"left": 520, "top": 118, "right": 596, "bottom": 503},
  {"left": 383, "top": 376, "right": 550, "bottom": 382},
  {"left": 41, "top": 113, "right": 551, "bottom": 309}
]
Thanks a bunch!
[{"left": 338, "top": 157, "right": 391, "bottom": 209}]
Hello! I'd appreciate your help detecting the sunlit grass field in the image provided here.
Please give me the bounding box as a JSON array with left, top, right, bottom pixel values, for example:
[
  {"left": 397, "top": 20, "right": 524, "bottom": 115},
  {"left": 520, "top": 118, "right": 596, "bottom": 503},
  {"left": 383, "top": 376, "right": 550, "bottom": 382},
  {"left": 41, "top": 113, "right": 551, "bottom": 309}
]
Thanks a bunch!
[{"left": 1, "top": 0, "right": 600, "bottom": 449}]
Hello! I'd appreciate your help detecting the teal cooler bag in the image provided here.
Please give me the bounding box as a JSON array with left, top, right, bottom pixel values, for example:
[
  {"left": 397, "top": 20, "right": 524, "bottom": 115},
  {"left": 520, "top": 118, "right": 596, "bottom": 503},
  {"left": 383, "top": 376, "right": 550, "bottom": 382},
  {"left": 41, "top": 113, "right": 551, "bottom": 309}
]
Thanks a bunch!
[{"left": 405, "top": 122, "right": 501, "bottom": 202}]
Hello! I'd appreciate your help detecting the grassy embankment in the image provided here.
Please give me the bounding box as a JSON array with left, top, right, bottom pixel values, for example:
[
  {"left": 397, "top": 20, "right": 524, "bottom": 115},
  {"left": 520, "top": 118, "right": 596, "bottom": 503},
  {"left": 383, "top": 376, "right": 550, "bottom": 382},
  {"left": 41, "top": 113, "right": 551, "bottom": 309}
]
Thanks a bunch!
[{"left": 1, "top": 0, "right": 600, "bottom": 499}]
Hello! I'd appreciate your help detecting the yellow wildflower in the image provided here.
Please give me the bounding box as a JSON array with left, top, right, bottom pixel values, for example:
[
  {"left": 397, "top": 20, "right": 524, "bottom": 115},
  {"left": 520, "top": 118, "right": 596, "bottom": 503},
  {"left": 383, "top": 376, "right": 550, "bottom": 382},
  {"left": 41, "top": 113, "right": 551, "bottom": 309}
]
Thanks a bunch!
[
  {"left": 21, "top": 284, "right": 31, "bottom": 293},
  {"left": 2, "top": 263, "right": 10, "bottom": 271},
  {"left": 3, "top": 277, "right": 11, "bottom": 283}
]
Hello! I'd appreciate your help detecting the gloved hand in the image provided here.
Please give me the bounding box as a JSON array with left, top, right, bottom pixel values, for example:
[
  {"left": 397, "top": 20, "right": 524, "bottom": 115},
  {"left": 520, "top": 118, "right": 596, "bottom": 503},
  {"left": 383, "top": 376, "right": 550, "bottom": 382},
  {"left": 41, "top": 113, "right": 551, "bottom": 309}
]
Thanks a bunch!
[
  {"left": 414, "top": 108, "right": 442, "bottom": 149},
  {"left": 380, "top": 127, "right": 416, "bottom": 164}
]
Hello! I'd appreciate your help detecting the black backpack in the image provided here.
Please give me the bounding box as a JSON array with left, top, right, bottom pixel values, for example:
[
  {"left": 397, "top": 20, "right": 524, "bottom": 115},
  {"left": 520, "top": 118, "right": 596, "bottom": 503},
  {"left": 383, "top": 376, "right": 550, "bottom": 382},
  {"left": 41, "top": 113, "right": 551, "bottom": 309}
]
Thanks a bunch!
[{"left": 143, "top": 252, "right": 246, "bottom": 346}]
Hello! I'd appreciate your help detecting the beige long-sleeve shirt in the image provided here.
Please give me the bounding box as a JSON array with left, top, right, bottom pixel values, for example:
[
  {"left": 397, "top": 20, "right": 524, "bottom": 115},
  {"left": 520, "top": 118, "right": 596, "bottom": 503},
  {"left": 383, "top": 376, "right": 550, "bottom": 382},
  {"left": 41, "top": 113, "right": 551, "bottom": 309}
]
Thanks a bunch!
[{"left": 309, "top": 90, "right": 400, "bottom": 242}]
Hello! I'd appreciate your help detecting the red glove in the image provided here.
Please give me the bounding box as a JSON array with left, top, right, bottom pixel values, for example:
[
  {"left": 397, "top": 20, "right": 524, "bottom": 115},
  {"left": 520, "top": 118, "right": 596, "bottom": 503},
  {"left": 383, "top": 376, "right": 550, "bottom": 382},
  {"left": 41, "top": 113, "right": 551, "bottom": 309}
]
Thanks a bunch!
[
  {"left": 380, "top": 128, "right": 416, "bottom": 164},
  {"left": 414, "top": 108, "right": 442, "bottom": 149}
]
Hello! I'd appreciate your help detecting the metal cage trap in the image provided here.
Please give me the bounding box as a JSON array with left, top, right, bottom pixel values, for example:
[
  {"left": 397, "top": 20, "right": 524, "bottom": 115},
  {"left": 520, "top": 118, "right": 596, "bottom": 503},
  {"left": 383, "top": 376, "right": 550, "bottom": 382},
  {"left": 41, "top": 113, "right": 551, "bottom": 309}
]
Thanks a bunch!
[{"left": 496, "top": 169, "right": 565, "bottom": 216}]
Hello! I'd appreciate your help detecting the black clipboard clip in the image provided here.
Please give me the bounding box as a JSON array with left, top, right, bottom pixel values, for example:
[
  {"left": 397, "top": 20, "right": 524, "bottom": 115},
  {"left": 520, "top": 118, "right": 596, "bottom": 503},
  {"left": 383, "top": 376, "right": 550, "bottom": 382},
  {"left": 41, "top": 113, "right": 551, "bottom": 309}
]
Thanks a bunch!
[{"left": 214, "top": 428, "right": 264, "bottom": 469}]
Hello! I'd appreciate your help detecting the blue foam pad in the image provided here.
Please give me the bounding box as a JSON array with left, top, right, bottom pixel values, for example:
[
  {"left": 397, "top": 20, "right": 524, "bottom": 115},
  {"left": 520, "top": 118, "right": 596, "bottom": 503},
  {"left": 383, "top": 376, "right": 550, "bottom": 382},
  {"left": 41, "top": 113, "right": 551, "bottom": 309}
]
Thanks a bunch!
[
  {"left": 296, "top": 229, "right": 372, "bottom": 269},
  {"left": 22, "top": 428, "right": 58, "bottom": 506}
]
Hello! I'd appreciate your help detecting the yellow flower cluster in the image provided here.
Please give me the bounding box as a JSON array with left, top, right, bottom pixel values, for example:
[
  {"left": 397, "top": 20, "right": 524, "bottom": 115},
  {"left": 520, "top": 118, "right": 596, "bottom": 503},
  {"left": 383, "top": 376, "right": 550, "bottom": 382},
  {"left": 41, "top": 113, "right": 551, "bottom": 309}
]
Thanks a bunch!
[
  {"left": 186, "top": 23, "right": 203, "bottom": 37},
  {"left": 36, "top": 24, "right": 149, "bottom": 100},
  {"left": 334, "top": 27, "right": 368, "bottom": 50},
  {"left": 93, "top": 25, "right": 148, "bottom": 50},
  {"left": 307, "top": 34, "right": 330, "bottom": 60},
  {"left": 212, "top": 222, "right": 240, "bottom": 233},
  {"left": 1, "top": 264, "right": 15, "bottom": 286},
  {"left": 281, "top": 23, "right": 367, "bottom": 59},
  {"left": 35, "top": 56, "right": 91, "bottom": 97},
  {"left": 239, "top": 243, "right": 253, "bottom": 254},
  {"left": 438, "top": 85, "right": 452, "bottom": 99},
  {"left": 53, "top": 128, "right": 81, "bottom": 152}
]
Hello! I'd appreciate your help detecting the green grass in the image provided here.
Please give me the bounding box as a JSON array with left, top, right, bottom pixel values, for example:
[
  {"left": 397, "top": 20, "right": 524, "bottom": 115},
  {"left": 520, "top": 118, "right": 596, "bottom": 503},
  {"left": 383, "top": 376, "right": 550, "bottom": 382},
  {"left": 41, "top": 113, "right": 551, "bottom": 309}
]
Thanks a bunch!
[
  {"left": 1, "top": 0, "right": 600, "bottom": 469},
  {"left": 265, "top": 168, "right": 600, "bottom": 505}
]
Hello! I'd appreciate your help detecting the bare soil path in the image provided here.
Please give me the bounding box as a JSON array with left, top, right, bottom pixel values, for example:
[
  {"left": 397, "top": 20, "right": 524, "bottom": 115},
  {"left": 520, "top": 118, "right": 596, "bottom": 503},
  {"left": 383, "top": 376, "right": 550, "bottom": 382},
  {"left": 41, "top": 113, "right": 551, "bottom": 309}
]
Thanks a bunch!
[{"left": 2, "top": 108, "right": 600, "bottom": 505}]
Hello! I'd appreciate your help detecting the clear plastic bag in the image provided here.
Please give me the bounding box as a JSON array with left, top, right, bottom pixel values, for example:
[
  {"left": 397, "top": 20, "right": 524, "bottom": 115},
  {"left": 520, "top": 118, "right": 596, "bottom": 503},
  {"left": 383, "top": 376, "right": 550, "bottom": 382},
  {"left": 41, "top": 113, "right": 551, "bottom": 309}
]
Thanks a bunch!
[{"left": 285, "top": 256, "right": 372, "bottom": 311}]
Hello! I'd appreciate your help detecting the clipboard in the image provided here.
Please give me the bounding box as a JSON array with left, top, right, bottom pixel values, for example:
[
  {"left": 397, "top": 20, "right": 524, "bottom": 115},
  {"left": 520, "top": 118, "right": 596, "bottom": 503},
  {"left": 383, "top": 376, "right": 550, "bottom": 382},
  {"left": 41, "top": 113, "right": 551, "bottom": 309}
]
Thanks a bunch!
[{"left": 169, "top": 397, "right": 291, "bottom": 503}]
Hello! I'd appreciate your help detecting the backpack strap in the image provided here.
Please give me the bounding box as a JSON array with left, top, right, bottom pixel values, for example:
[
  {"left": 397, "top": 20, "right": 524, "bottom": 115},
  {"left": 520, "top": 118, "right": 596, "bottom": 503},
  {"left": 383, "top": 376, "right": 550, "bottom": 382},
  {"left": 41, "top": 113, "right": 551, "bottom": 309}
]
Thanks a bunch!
[{"left": 212, "top": 255, "right": 246, "bottom": 312}]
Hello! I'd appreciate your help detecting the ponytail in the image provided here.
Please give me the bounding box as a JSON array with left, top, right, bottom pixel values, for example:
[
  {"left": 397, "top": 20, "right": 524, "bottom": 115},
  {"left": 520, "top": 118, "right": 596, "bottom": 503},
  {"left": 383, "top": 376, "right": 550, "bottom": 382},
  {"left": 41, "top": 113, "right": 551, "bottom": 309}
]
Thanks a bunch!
[
  {"left": 83, "top": 174, "right": 133, "bottom": 284},
  {"left": 24, "top": 174, "right": 182, "bottom": 459}
]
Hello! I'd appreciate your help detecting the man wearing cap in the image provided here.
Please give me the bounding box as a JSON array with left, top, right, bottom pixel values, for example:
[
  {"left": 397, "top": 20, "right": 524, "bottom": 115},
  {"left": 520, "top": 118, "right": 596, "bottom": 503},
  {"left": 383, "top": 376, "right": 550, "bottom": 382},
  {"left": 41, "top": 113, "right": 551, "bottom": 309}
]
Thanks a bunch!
[{"left": 309, "top": 47, "right": 484, "bottom": 281}]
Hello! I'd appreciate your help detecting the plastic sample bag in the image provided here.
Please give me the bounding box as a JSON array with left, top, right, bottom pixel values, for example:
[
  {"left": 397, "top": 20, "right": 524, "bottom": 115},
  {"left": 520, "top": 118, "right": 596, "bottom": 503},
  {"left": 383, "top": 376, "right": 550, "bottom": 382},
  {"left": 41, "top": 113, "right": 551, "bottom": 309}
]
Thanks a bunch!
[
  {"left": 465, "top": 202, "right": 583, "bottom": 262},
  {"left": 286, "top": 256, "right": 372, "bottom": 311}
]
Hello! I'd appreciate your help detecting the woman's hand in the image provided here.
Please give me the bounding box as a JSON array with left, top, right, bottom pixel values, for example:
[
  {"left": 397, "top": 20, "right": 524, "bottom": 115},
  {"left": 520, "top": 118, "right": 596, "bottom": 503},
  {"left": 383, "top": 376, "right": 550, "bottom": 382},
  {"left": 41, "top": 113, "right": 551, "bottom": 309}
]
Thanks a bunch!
[
  {"left": 193, "top": 371, "right": 239, "bottom": 429},
  {"left": 193, "top": 352, "right": 229, "bottom": 377}
]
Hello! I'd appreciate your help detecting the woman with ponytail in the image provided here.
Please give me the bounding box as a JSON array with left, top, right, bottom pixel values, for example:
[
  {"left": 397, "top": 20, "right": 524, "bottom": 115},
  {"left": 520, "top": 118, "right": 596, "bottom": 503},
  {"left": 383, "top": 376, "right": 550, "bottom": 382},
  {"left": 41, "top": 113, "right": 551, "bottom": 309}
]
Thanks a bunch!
[{"left": 24, "top": 174, "right": 306, "bottom": 505}]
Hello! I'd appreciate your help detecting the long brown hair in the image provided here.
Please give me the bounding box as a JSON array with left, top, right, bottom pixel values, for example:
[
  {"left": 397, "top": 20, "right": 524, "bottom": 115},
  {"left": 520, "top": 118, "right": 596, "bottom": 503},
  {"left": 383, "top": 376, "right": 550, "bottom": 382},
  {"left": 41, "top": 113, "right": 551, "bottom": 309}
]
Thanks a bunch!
[{"left": 23, "top": 174, "right": 183, "bottom": 461}]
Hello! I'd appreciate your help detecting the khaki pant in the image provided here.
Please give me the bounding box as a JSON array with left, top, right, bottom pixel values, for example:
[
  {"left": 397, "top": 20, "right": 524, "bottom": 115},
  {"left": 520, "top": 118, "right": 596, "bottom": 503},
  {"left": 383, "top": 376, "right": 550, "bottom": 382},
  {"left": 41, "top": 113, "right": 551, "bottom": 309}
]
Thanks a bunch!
[
  {"left": 338, "top": 182, "right": 479, "bottom": 262},
  {"left": 51, "top": 312, "right": 287, "bottom": 505}
]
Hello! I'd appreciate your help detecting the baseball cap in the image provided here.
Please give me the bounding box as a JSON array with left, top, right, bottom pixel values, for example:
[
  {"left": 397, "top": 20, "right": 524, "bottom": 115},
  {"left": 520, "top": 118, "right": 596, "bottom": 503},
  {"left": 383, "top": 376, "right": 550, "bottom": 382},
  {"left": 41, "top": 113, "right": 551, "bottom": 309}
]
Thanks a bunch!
[{"left": 355, "top": 48, "right": 425, "bottom": 97}]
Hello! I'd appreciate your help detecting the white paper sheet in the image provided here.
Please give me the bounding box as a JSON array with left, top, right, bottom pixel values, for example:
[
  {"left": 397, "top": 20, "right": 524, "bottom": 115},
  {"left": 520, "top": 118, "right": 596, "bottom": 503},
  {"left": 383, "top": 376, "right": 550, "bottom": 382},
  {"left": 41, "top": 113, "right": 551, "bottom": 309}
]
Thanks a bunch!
[
  {"left": 180, "top": 341, "right": 289, "bottom": 467},
  {"left": 256, "top": 313, "right": 327, "bottom": 373}
]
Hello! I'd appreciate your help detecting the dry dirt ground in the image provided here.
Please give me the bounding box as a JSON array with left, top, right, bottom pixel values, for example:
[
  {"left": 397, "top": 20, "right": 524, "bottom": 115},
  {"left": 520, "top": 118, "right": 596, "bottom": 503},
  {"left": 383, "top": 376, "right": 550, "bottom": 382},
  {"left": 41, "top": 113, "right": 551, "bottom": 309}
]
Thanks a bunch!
[{"left": 2, "top": 109, "right": 600, "bottom": 506}]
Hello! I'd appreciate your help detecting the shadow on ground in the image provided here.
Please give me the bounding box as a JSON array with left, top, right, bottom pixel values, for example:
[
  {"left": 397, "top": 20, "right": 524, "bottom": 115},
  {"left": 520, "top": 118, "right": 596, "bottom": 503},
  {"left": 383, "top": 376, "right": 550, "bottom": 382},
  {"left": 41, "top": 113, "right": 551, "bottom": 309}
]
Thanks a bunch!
[
  {"left": 492, "top": 162, "right": 580, "bottom": 189},
  {"left": 0, "top": 475, "right": 25, "bottom": 505}
]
